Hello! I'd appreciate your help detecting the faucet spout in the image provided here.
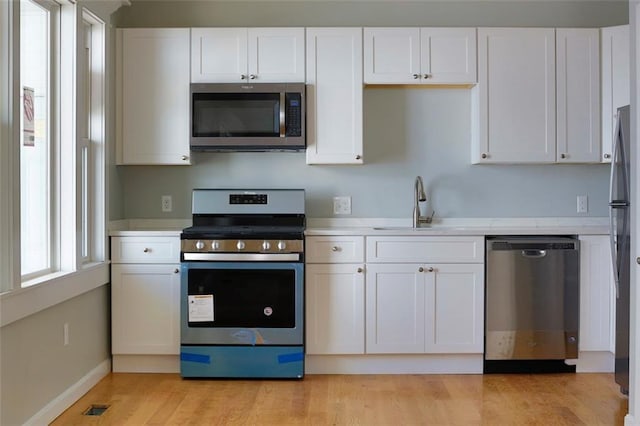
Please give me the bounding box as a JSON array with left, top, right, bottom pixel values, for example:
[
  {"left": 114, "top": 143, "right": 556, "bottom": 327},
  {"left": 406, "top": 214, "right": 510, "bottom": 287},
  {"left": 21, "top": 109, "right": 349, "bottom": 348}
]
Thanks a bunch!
[{"left": 413, "top": 176, "right": 432, "bottom": 228}]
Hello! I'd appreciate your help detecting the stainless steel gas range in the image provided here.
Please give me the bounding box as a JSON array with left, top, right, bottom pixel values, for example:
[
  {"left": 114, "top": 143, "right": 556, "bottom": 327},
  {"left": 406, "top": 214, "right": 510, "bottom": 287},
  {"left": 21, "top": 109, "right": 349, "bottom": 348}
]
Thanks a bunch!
[{"left": 179, "top": 189, "right": 305, "bottom": 379}]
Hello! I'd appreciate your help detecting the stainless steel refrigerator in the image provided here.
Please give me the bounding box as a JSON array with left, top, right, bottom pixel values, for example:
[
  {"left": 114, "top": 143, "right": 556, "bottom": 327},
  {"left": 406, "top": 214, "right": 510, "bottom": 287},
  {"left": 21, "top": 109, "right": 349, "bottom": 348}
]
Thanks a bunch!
[{"left": 609, "top": 105, "right": 631, "bottom": 395}]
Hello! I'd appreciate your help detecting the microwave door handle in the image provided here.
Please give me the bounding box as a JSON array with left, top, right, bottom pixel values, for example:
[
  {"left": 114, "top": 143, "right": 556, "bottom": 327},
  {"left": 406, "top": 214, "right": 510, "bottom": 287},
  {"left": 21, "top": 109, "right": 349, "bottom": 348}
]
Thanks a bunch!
[{"left": 279, "top": 92, "right": 286, "bottom": 137}]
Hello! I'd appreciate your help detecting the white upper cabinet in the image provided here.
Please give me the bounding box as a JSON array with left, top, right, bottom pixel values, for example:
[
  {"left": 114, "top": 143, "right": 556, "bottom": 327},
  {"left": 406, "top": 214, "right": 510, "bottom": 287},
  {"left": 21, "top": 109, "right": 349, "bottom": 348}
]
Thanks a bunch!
[
  {"left": 475, "top": 28, "right": 556, "bottom": 164},
  {"left": 364, "top": 27, "right": 476, "bottom": 84},
  {"left": 306, "top": 28, "right": 363, "bottom": 164},
  {"left": 191, "top": 28, "right": 305, "bottom": 83},
  {"left": 116, "top": 28, "right": 191, "bottom": 165},
  {"left": 601, "top": 25, "right": 630, "bottom": 163},
  {"left": 556, "top": 28, "right": 600, "bottom": 163}
]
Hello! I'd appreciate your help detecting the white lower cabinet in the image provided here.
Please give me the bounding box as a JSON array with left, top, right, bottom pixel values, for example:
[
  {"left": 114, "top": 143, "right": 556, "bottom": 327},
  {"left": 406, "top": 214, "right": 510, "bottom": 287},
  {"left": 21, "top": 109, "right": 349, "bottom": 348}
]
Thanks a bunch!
[
  {"left": 111, "top": 235, "right": 181, "bottom": 373},
  {"left": 111, "top": 263, "right": 181, "bottom": 354},
  {"left": 305, "top": 263, "right": 365, "bottom": 354},
  {"left": 365, "top": 262, "right": 484, "bottom": 354},
  {"left": 305, "top": 236, "right": 365, "bottom": 354}
]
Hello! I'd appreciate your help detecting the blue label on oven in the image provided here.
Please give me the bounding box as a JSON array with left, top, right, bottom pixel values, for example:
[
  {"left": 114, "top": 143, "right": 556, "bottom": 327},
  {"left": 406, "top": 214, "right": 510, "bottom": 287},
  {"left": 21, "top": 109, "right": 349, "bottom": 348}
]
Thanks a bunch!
[
  {"left": 180, "top": 352, "right": 211, "bottom": 364},
  {"left": 277, "top": 352, "right": 304, "bottom": 364}
]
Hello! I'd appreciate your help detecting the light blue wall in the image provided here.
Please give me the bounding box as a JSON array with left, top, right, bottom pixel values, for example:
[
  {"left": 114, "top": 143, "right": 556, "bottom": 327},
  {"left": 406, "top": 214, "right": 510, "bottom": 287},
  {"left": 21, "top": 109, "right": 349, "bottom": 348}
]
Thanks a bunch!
[{"left": 112, "top": 1, "right": 626, "bottom": 220}]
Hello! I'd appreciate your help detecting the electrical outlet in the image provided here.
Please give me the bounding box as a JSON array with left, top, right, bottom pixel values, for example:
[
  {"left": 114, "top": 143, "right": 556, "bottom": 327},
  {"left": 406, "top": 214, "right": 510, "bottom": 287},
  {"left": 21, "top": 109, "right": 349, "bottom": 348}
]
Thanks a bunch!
[
  {"left": 161, "top": 195, "right": 172, "bottom": 212},
  {"left": 63, "top": 323, "right": 69, "bottom": 346},
  {"left": 577, "top": 195, "right": 588, "bottom": 213},
  {"left": 333, "top": 196, "right": 352, "bottom": 215}
]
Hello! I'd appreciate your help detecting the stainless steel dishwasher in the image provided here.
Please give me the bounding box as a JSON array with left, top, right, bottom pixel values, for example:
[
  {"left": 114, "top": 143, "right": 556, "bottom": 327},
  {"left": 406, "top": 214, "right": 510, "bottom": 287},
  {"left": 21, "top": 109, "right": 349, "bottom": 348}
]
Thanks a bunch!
[{"left": 484, "top": 236, "right": 579, "bottom": 373}]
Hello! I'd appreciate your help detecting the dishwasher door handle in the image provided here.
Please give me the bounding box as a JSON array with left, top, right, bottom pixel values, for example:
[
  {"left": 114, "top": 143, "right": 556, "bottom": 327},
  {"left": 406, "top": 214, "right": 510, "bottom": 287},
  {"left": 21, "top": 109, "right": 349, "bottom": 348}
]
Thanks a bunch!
[{"left": 521, "top": 249, "right": 547, "bottom": 258}]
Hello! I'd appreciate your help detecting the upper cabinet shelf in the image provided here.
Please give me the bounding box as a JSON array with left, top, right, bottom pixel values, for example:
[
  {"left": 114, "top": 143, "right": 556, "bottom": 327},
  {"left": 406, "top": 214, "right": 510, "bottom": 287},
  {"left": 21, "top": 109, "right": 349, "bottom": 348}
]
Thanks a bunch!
[
  {"left": 191, "top": 28, "right": 305, "bottom": 83},
  {"left": 364, "top": 27, "right": 477, "bottom": 85}
]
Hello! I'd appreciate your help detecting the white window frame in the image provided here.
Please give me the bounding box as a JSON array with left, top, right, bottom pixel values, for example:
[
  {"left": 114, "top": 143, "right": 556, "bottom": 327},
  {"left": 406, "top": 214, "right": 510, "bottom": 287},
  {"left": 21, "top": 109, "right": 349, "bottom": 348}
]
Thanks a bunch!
[{"left": 0, "top": 0, "right": 109, "bottom": 326}]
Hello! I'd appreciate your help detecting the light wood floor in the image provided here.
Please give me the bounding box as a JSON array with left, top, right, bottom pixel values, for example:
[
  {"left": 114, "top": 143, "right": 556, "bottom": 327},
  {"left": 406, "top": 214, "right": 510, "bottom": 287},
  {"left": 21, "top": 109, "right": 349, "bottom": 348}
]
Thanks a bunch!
[{"left": 52, "top": 373, "right": 627, "bottom": 425}]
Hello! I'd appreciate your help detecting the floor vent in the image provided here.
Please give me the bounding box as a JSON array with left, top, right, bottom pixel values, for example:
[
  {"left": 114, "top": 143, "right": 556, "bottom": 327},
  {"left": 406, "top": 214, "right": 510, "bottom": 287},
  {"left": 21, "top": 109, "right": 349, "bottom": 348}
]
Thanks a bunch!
[{"left": 83, "top": 404, "right": 109, "bottom": 416}]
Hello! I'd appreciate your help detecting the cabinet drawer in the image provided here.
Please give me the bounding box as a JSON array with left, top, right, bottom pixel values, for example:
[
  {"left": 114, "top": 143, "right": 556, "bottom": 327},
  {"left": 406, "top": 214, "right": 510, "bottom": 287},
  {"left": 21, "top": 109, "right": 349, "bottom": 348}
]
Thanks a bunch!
[
  {"left": 366, "top": 236, "right": 484, "bottom": 263},
  {"left": 111, "top": 236, "right": 181, "bottom": 263},
  {"left": 306, "top": 236, "right": 365, "bottom": 263}
]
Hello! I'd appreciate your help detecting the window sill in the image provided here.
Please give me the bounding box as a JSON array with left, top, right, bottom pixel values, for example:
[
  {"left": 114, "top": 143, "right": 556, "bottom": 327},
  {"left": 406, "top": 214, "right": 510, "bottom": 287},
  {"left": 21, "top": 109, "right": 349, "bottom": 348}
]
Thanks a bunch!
[{"left": 0, "top": 262, "right": 110, "bottom": 327}]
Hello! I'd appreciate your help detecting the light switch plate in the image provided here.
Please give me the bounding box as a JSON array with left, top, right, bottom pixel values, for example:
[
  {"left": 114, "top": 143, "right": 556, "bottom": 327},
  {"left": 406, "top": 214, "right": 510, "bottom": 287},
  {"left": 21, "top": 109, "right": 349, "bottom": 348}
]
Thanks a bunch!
[{"left": 333, "top": 196, "right": 352, "bottom": 215}]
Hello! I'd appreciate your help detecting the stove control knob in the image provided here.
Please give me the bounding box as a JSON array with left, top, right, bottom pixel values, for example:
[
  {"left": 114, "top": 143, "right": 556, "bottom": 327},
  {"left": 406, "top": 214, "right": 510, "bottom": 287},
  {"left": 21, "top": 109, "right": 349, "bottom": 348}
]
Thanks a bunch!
[
  {"left": 236, "top": 241, "right": 246, "bottom": 250},
  {"left": 211, "top": 241, "right": 220, "bottom": 250},
  {"left": 277, "top": 240, "right": 287, "bottom": 251},
  {"left": 262, "top": 241, "right": 271, "bottom": 251},
  {"left": 195, "top": 240, "right": 205, "bottom": 250}
]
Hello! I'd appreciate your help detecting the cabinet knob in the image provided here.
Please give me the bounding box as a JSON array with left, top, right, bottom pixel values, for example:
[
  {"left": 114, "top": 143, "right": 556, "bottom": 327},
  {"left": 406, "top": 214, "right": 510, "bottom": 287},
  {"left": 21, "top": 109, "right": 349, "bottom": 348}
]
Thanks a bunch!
[
  {"left": 356, "top": 155, "right": 362, "bottom": 160},
  {"left": 249, "top": 74, "right": 257, "bottom": 80},
  {"left": 413, "top": 74, "right": 420, "bottom": 80},
  {"left": 418, "top": 267, "right": 424, "bottom": 272},
  {"left": 604, "top": 153, "right": 611, "bottom": 159},
  {"left": 423, "top": 74, "right": 431, "bottom": 79},
  {"left": 481, "top": 153, "right": 488, "bottom": 159},
  {"left": 174, "top": 268, "right": 179, "bottom": 274},
  {"left": 637, "top": 257, "right": 640, "bottom": 265},
  {"left": 331, "top": 246, "right": 340, "bottom": 252},
  {"left": 561, "top": 153, "right": 567, "bottom": 159},
  {"left": 240, "top": 74, "right": 247, "bottom": 80},
  {"left": 427, "top": 266, "right": 434, "bottom": 272},
  {"left": 357, "top": 267, "right": 363, "bottom": 273},
  {"left": 181, "top": 155, "right": 188, "bottom": 161},
  {"left": 143, "top": 248, "right": 150, "bottom": 253}
]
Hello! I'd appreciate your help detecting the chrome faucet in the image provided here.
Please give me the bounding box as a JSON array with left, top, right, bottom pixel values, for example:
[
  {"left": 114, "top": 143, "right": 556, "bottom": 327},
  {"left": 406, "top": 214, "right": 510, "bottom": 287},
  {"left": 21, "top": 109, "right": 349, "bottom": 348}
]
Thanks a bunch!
[{"left": 413, "top": 176, "right": 433, "bottom": 228}]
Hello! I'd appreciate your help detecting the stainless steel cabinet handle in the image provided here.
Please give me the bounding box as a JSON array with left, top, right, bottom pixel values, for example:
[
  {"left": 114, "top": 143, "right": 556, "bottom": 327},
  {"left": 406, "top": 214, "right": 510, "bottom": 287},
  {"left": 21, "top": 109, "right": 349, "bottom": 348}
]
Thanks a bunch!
[
  {"left": 637, "top": 257, "right": 640, "bottom": 265},
  {"left": 418, "top": 267, "right": 424, "bottom": 272},
  {"left": 240, "top": 74, "right": 247, "bottom": 80},
  {"left": 413, "top": 74, "right": 420, "bottom": 80},
  {"left": 357, "top": 267, "right": 363, "bottom": 273},
  {"left": 181, "top": 155, "right": 188, "bottom": 161},
  {"left": 561, "top": 153, "right": 567, "bottom": 159},
  {"left": 423, "top": 74, "right": 431, "bottom": 79},
  {"left": 250, "top": 74, "right": 257, "bottom": 80},
  {"left": 356, "top": 155, "right": 362, "bottom": 160},
  {"left": 143, "top": 248, "right": 150, "bottom": 253},
  {"left": 427, "top": 266, "right": 434, "bottom": 272},
  {"left": 481, "top": 153, "right": 488, "bottom": 159},
  {"left": 331, "top": 246, "right": 340, "bottom": 252},
  {"left": 604, "top": 153, "right": 611, "bottom": 159},
  {"left": 174, "top": 268, "right": 179, "bottom": 274}
]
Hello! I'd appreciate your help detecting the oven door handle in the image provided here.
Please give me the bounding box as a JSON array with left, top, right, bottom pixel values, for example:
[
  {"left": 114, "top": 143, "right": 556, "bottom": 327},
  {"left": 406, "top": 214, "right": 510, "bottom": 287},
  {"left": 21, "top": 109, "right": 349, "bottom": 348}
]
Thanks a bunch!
[{"left": 183, "top": 253, "right": 301, "bottom": 262}]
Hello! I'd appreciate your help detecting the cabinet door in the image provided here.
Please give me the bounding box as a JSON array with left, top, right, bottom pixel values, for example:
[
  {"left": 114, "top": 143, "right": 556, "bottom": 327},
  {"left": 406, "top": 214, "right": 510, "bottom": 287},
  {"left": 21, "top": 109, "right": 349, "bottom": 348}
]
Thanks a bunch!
[
  {"left": 112, "top": 264, "right": 181, "bottom": 355},
  {"left": 556, "top": 29, "right": 600, "bottom": 163},
  {"left": 306, "top": 28, "right": 363, "bottom": 164},
  {"left": 421, "top": 28, "right": 477, "bottom": 84},
  {"left": 601, "top": 25, "right": 630, "bottom": 163},
  {"left": 248, "top": 28, "right": 305, "bottom": 82},
  {"left": 306, "top": 264, "right": 365, "bottom": 354},
  {"left": 364, "top": 28, "right": 421, "bottom": 84},
  {"left": 116, "top": 29, "right": 190, "bottom": 165},
  {"left": 579, "top": 236, "right": 615, "bottom": 352},
  {"left": 475, "top": 28, "right": 556, "bottom": 163},
  {"left": 191, "top": 28, "right": 248, "bottom": 83},
  {"left": 365, "top": 264, "right": 426, "bottom": 353},
  {"left": 425, "top": 264, "right": 484, "bottom": 353}
]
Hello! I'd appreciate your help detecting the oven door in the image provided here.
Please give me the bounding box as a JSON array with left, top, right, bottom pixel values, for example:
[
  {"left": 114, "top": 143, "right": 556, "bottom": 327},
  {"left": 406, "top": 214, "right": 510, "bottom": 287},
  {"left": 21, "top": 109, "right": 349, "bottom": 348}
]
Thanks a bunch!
[{"left": 180, "top": 261, "right": 303, "bottom": 346}]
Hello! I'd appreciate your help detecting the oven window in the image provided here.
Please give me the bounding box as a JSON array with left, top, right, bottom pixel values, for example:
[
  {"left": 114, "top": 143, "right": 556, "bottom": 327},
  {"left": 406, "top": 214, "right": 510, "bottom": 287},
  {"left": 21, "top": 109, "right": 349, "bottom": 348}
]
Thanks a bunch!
[
  {"left": 187, "top": 268, "right": 295, "bottom": 328},
  {"left": 192, "top": 93, "right": 279, "bottom": 137}
]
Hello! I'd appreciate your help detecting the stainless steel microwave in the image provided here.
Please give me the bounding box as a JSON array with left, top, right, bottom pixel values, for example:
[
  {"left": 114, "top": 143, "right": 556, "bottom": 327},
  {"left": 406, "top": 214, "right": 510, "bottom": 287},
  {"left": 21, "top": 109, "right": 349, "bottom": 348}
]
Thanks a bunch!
[{"left": 190, "top": 83, "right": 305, "bottom": 151}]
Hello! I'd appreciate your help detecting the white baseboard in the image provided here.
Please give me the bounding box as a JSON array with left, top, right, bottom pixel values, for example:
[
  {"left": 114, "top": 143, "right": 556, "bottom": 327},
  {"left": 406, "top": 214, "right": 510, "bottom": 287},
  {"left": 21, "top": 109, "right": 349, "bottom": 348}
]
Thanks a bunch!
[
  {"left": 625, "top": 414, "right": 639, "bottom": 426},
  {"left": 24, "top": 358, "right": 111, "bottom": 426},
  {"left": 112, "top": 354, "right": 179, "bottom": 373},
  {"left": 305, "top": 354, "right": 483, "bottom": 374}
]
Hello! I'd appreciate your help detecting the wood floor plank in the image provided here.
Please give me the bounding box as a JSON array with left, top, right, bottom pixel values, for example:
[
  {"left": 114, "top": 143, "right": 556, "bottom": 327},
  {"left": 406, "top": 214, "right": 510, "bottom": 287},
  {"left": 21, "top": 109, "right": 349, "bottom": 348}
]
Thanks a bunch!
[{"left": 51, "top": 373, "right": 628, "bottom": 425}]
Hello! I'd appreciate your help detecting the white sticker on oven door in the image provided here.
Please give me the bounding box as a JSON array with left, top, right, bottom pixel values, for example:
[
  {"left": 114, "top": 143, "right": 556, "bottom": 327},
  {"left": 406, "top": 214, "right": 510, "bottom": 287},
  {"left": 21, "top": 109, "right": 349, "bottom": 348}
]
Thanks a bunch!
[{"left": 188, "top": 295, "right": 214, "bottom": 322}]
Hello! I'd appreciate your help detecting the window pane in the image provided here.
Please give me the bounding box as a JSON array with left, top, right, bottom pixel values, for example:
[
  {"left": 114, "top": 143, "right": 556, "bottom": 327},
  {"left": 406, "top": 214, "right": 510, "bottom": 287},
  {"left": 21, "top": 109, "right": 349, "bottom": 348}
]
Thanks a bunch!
[{"left": 20, "top": 0, "right": 51, "bottom": 276}]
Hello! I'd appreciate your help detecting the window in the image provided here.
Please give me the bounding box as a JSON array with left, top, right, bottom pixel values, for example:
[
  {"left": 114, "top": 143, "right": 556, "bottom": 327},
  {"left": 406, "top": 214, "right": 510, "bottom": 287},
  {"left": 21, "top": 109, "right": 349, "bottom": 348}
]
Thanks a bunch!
[{"left": 20, "top": 0, "right": 56, "bottom": 280}]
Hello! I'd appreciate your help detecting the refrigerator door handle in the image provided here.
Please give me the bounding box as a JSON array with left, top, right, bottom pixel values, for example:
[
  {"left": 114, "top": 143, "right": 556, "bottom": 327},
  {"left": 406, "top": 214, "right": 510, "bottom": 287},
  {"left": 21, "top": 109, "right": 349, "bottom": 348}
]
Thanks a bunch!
[{"left": 608, "top": 110, "right": 621, "bottom": 299}]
